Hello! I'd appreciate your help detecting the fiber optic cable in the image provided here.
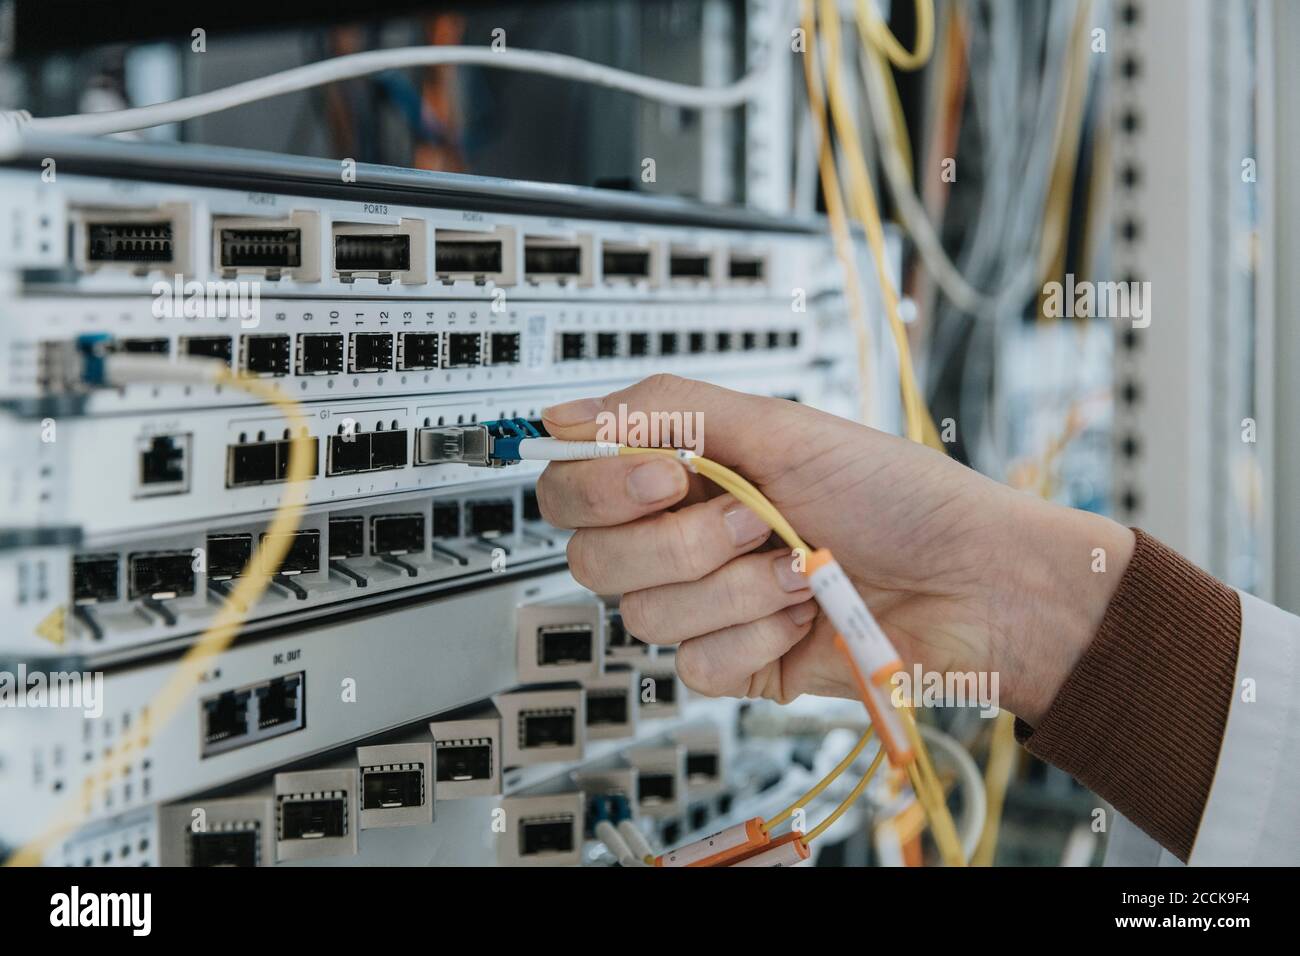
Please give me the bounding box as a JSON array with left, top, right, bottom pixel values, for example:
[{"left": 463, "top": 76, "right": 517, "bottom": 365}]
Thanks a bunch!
[{"left": 763, "top": 728, "right": 875, "bottom": 832}]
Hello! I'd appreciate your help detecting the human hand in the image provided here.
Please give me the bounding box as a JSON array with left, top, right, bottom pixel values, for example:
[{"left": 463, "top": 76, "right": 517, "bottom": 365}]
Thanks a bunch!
[{"left": 535, "top": 374, "right": 1134, "bottom": 724}]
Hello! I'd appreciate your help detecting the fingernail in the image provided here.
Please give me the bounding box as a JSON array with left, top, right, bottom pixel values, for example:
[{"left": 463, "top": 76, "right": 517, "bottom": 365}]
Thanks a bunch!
[
  {"left": 788, "top": 600, "right": 819, "bottom": 626},
  {"left": 772, "top": 553, "right": 811, "bottom": 592},
  {"left": 627, "top": 458, "right": 684, "bottom": 503},
  {"left": 723, "top": 502, "right": 769, "bottom": 546},
  {"left": 541, "top": 397, "right": 603, "bottom": 427}
]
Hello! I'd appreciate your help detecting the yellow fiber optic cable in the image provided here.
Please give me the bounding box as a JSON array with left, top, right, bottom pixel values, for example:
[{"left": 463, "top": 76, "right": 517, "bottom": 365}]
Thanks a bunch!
[
  {"left": 803, "top": 743, "right": 888, "bottom": 843},
  {"left": 764, "top": 728, "right": 875, "bottom": 832},
  {"left": 857, "top": 0, "right": 935, "bottom": 72},
  {"left": 6, "top": 367, "right": 314, "bottom": 867}
]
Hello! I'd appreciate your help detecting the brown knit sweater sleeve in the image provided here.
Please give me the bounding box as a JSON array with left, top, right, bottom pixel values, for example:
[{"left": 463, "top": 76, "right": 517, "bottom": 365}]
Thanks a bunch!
[{"left": 1014, "top": 528, "right": 1242, "bottom": 862}]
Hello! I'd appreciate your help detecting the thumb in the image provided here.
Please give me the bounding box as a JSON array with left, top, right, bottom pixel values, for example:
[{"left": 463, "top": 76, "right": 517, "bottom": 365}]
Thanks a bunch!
[{"left": 540, "top": 374, "right": 800, "bottom": 475}]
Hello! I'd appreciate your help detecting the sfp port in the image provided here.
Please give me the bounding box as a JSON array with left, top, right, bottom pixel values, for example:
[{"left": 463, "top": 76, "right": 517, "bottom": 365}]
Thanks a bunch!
[
  {"left": 602, "top": 243, "right": 653, "bottom": 282},
  {"left": 181, "top": 335, "right": 233, "bottom": 365},
  {"left": 73, "top": 553, "right": 119, "bottom": 604},
  {"left": 520, "top": 708, "right": 577, "bottom": 749},
  {"left": 397, "top": 332, "right": 439, "bottom": 370},
  {"left": 521, "top": 816, "right": 575, "bottom": 856},
  {"left": 432, "top": 501, "right": 461, "bottom": 538},
  {"left": 436, "top": 740, "right": 492, "bottom": 782},
  {"left": 434, "top": 227, "right": 514, "bottom": 284},
  {"left": 728, "top": 253, "right": 766, "bottom": 282},
  {"left": 369, "top": 429, "right": 408, "bottom": 468},
  {"left": 596, "top": 332, "right": 621, "bottom": 359},
  {"left": 742, "top": 331, "right": 758, "bottom": 351},
  {"left": 349, "top": 332, "right": 392, "bottom": 373},
  {"left": 766, "top": 330, "right": 782, "bottom": 349},
  {"left": 370, "top": 513, "right": 425, "bottom": 555},
  {"left": 328, "top": 516, "right": 365, "bottom": 558},
  {"left": 659, "top": 331, "right": 680, "bottom": 355},
  {"left": 524, "top": 235, "right": 589, "bottom": 285},
  {"left": 280, "top": 798, "right": 346, "bottom": 840},
  {"left": 335, "top": 234, "right": 409, "bottom": 274},
  {"left": 442, "top": 332, "right": 482, "bottom": 368},
  {"left": 538, "top": 624, "right": 595, "bottom": 666},
  {"left": 206, "top": 533, "right": 252, "bottom": 581},
  {"left": 638, "top": 772, "right": 677, "bottom": 805},
  {"left": 586, "top": 689, "right": 629, "bottom": 727},
  {"left": 326, "top": 428, "right": 407, "bottom": 475},
  {"left": 127, "top": 551, "right": 195, "bottom": 600},
  {"left": 227, "top": 437, "right": 318, "bottom": 487},
  {"left": 297, "top": 333, "right": 344, "bottom": 375},
  {"left": 715, "top": 331, "right": 733, "bottom": 353},
  {"left": 669, "top": 248, "right": 713, "bottom": 282},
  {"left": 259, "top": 530, "right": 320, "bottom": 575},
  {"left": 627, "top": 332, "right": 651, "bottom": 357},
  {"left": 190, "top": 828, "right": 259, "bottom": 868},
  {"left": 686, "top": 752, "right": 721, "bottom": 784},
  {"left": 241, "top": 334, "right": 291, "bottom": 376},
  {"left": 486, "top": 331, "right": 521, "bottom": 365},
  {"left": 606, "top": 610, "right": 648, "bottom": 656},
  {"left": 361, "top": 767, "right": 425, "bottom": 810},
  {"left": 119, "top": 337, "right": 169, "bottom": 355},
  {"left": 467, "top": 499, "right": 514, "bottom": 538},
  {"left": 214, "top": 211, "right": 318, "bottom": 281},
  {"left": 558, "top": 332, "right": 587, "bottom": 361},
  {"left": 75, "top": 202, "right": 191, "bottom": 275}
]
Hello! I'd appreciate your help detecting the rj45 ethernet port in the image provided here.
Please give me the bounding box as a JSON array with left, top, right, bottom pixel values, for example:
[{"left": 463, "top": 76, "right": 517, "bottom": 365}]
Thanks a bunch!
[
  {"left": 203, "top": 690, "right": 251, "bottom": 747},
  {"left": 256, "top": 675, "right": 302, "bottom": 730},
  {"left": 201, "top": 672, "right": 305, "bottom": 758},
  {"left": 73, "top": 554, "right": 119, "bottom": 604},
  {"left": 137, "top": 434, "right": 190, "bottom": 498}
]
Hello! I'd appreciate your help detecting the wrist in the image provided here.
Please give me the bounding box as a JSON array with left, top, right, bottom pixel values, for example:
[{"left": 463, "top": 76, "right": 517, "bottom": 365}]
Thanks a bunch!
[{"left": 994, "top": 498, "right": 1135, "bottom": 724}]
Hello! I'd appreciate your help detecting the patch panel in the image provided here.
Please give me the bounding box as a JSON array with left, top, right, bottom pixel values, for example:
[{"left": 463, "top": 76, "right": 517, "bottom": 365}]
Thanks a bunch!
[
  {"left": 429, "top": 707, "right": 502, "bottom": 799},
  {"left": 516, "top": 600, "right": 605, "bottom": 683},
  {"left": 496, "top": 687, "right": 585, "bottom": 768},
  {"left": 275, "top": 768, "right": 358, "bottom": 861},
  {"left": 497, "top": 792, "right": 583, "bottom": 867},
  {"left": 356, "top": 742, "right": 434, "bottom": 829}
]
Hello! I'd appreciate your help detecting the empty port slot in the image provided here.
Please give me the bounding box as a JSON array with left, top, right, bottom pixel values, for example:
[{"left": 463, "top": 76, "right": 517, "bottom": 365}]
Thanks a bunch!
[
  {"left": 659, "top": 332, "right": 680, "bottom": 355},
  {"left": 256, "top": 675, "right": 302, "bottom": 730},
  {"left": 437, "top": 743, "right": 492, "bottom": 782},
  {"left": 521, "top": 817, "right": 574, "bottom": 856},
  {"left": 138, "top": 434, "right": 190, "bottom": 497},
  {"left": 688, "top": 332, "right": 708, "bottom": 354},
  {"left": 73, "top": 554, "right": 118, "bottom": 604},
  {"left": 766, "top": 330, "right": 782, "bottom": 349},
  {"left": 335, "top": 234, "right": 410, "bottom": 273},
  {"left": 241, "top": 335, "right": 291, "bottom": 376},
  {"left": 442, "top": 332, "right": 482, "bottom": 368},
  {"left": 538, "top": 624, "right": 594, "bottom": 666},
  {"left": 88, "top": 221, "right": 173, "bottom": 263},
  {"left": 203, "top": 690, "right": 251, "bottom": 745},
  {"left": 206, "top": 534, "right": 252, "bottom": 581},
  {"left": 487, "top": 332, "right": 521, "bottom": 365},
  {"left": 297, "top": 333, "right": 344, "bottom": 375},
  {"left": 602, "top": 245, "right": 652, "bottom": 280},
  {"left": 221, "top": 227, "right": 301, "bottom": 269},
  {"left": 328, "top": 516, "right": 365, "bottom": 558},
  {"left": 686, "top": 753, "right": 720, "bottom": 782},
  {"left": 182, "top": 335, "right": 233, "bottom": 365},
  {"left": 520, "top": 709, "right": 576, "bottom": 749},
  {"left": 435, "top": 237, "right": 503, "bottom": 276},
  {"left": 715, "top": 331, "right": 733, "bottom": 352},
  {"left": 787, "top": 331, "right": 801, "bottom": 348},
  {"left": 280, "top": 798, "right": 346, "bottom": 840},
  {"left": 259, "top": 530, "right": 320, "bottom": 575},
  {"left": 559, "top": 332, "right": 587, "bottom": 361},
  {"left": 361, "top": 768, "right": 425, "bottom": 810},
  {"left": 596, "top": 332, "right": 620, "bottom": 358},
  {"left": 522, "top": 489, "right": 542, "bottom": 522},
  {"left": 371, "top": 514, "right": 425, "bottom": 555},
  {"left": 728, "top": 255, "right": 765, "bottom": 281},
  {"left": 128, "top": 551, "right": 195, "bottom": 600},
  {"left": 669, "top": 251, "right": 712, "bottom": 280},
  {"left": 627, "top": 332, "right": 650, "bottom": 357},
  {"left": 227, "top": 438, "right": 319, "bottom": 487},
  {"left": 607, "top": 612, "right": 647, "bottom": 652},
  {"left": 467, "top": 499, "right": 514, "bottom": 538},
  {"left": 349, "top": 333, "right": 393, "bottom": 373},
  {"left": 120, "top": 337, "right": 169, "bottom": 354},
  {"left": 190, "top": 830, "right": 258, "bottom": 868},
  {"left": 397, "top": 332, "right": 439, "bottom": 370},
  {"left": 524, "top": 242, "right": 582, "bottom": 279},
  {"left": 326, "top": 430, "right": 407, "bottom": 475},
  {"left": 690, "top": 803, "right": 710, "bottom": 831},
  {"left": 639, "top": 773, "right": 676, "bottom": 804},
  {"left": 370, "top": 430, "right": 408, "bottom": 468},
  {"left": 742, "top": 332, "right": 758, "bottom": 351},
  {"left": 432, "top": 502, "right": 461, "bottom": 539},
  {"left": 586, "top": 690, "right": 629, "bottom": 726}
]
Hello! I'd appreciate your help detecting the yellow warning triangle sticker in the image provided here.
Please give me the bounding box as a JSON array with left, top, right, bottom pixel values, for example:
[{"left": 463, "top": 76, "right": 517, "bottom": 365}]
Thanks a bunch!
[{"left": 36, "top": 605, "right": 66, "bottom": 646}]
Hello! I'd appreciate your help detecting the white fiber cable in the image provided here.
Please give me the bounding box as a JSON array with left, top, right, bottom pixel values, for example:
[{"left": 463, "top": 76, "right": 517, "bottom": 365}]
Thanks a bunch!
[
  {"left": 102, "top": 352, "right": 226, "bottom": 386},
  {"left": 515, "top": 438, "right": 621, "bottom": 461},
  {"left": 9, "top": 45, "right": 769, "bottom": 137},
  {"left": 617, "top": 820, "right": 656, "bottom": 862},
  {"left": 594, "top": 821, "right": 644, "bottom": 868}
]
